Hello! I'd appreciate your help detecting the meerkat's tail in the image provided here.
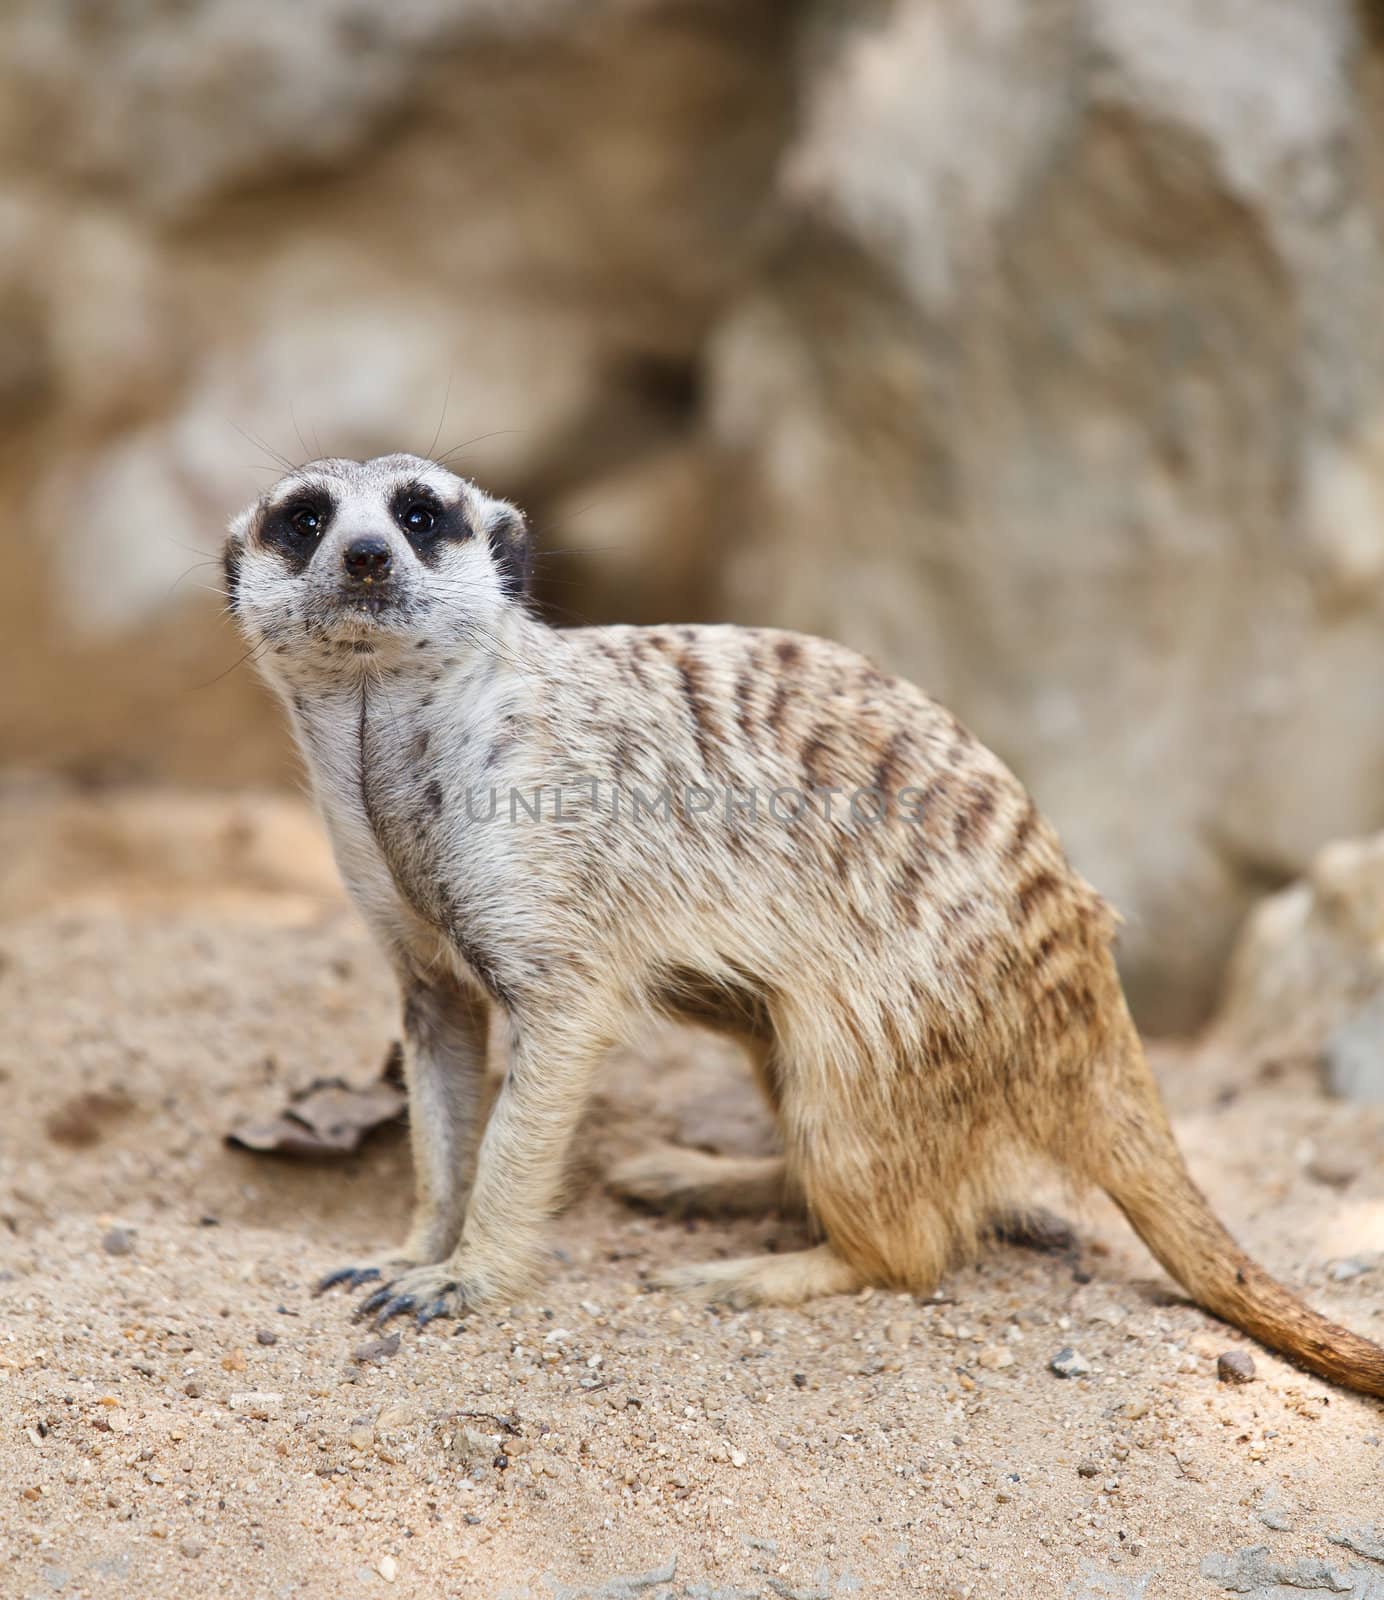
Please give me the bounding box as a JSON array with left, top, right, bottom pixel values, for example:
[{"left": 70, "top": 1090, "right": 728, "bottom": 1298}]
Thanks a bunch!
[{"left": 1076, "top": 1037, "right": 1384, "bottom": 1399}]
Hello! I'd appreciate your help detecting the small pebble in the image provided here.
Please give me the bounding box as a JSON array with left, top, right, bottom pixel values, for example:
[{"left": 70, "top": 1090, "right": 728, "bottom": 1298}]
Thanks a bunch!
[
  {"left": 976, "top": 1345, "right": 1014, "bottom": 1371},
  {"left": 227, "top": 1391, "right": 284, "bottom": 1419},
  {"left": 353, "top": 1334, "right": 401, "bottom": 1364},
  {"left": 1306, "top": 1153, "right": 1359, "bottom": 1189},
  {"left": 446, "top": 1427, "right": 495, "bottom": 1467},
  {"left": 1050, "top": 1347, "right": 1090, "bottom": 1379},
  {"left": 1077, "top": 1460, "right": 1100, "bottom": 1478},
  {"left": 1327, "top": 1258, "right": 1372, "bottom": 1283},
  {"left": 256, "top": 1328, "right": 278, "bottom": 1346},
  {"left": 179, "top": 1539, "right": 205, "bottom": 1559},
  {"left": 1217, "top": 1350, "right": 1256, "bottom": 1385},
  {"left": 102, "top": 1227, "right": 135, "bottom": 1257},
  {"left": 377, "top": 1554, "right": 398, "bottom": 1583}
]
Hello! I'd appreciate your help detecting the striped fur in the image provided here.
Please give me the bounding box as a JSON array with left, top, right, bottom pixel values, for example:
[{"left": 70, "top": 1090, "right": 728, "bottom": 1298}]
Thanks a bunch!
[{"left": 226, "top": 455, "right": 1384, "bottom": 1395}]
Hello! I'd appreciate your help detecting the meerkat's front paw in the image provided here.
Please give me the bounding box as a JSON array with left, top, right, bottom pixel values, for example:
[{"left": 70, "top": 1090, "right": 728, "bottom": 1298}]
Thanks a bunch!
[{"left": 353, "top": 1262, "right": 489, "bottom": 1330}]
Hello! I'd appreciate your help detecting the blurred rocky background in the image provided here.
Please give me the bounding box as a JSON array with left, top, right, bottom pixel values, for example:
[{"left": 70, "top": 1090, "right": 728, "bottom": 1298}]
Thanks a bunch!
[{"left": 4, "top": 0, "right": 1384, "bottom": 1035}]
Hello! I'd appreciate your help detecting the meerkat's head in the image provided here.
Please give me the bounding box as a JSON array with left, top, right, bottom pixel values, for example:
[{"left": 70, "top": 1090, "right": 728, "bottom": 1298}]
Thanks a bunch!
[{"left": 223, "top": 453, "right": 530, "bottom": 665}]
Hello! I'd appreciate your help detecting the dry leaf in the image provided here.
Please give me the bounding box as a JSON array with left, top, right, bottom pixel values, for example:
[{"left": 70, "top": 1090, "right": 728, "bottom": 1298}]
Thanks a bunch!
[{"left": 226, "top": 1043, "right": 405, "bottom": 1158}]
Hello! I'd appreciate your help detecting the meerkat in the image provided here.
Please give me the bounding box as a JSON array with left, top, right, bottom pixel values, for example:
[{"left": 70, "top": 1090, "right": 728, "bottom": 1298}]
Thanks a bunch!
[{"left": 224, "top": 452, "right": 1384, "bottom": 1397}]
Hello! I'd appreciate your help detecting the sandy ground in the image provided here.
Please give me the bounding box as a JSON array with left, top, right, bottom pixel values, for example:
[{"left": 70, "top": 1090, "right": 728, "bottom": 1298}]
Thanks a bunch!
[{"left": 2, "top": 780, "right": 1383, "bottom": 1600}]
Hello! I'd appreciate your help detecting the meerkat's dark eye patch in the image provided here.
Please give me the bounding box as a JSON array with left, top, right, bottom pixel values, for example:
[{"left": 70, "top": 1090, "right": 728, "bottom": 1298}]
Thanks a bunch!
[
  {"left": 259, "top": 491, "right": 335, "bottom": 574},
  {"left": 389, "top": 483, "right": 469, "bottom": 563}
]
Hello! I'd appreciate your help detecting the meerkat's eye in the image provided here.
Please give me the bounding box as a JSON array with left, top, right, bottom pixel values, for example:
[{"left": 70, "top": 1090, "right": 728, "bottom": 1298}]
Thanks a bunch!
[
  {"left": 288, "top": 503, "right": 324, "bottom": 537},
  {"left": 399, "top": 501, "right": 436, "bottom": 536}
]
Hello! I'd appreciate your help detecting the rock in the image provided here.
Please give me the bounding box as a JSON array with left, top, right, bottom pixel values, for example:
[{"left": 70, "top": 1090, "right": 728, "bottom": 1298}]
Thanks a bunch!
[
  {"left": 255, "top": 1327, "right": 278, "bottom": 1346},
  {"left": 1211, "top": 833, "right": 1384, "bottom": 1097},
  {"left": 1050, "top": 1347, "right": 1090, "bottom": 1379},
  {"left": 445, "top": 1427, "right": 497, "bottom": 1468},
  {"left": 12, "top": 0, "right": 1384, "bottom": 1033},
  {"left": 707, "top": 0, "right": 1384, "bottom": 1030},
  {"left": 1255, "top": 1487, "right": 1296, "bottom": 1533},
  {"left": 593, "top": 1559, "right": 678, "bottom": 1598},
  {"left": 351, "top": 1334, "right": 400, "bottom": 1365},
  {"left": 1077, "top": 1460, "right": 1100, "bottom": 1479},
  {"left": 1306, "top": 1151, "right": 1361, "bottom": 1189},
  {"left": 1067, "top": 1568, "right": 1156, "bottom": 1600},
  {"left": 1328, "top": 1527, "right": 1384, "bottom": 1563},
  {"left": 376, "top": 1554, "right": 398, "bottom": 1584},
  {"left": 1216, "top": 1351, "right": 1256, "bottom": 1385},
  {"left": 101, "top": 1227, "right": 134, "bottom": 1256},
  {"left": 1327, "top": 1257, "right": 1374, "bottom": 1283},
  {"left": 1200, "top": 1546, "right": 1363, "bottom": 1593},
  {"left": 226, "top": 1391, "right": 283, "bottom": 1419},
  {"left": 976, "top": 1345, "right": 1014, "bottom": 1371},
  {"left": 0, "top": 0, "right": 793, "bottom": 792},
  {"left": 178, "top": 1539, "right": 205, "bottom": 1559},
  {"left": 1324, "top": 992, "right": 1384, "bottom": 1105}
]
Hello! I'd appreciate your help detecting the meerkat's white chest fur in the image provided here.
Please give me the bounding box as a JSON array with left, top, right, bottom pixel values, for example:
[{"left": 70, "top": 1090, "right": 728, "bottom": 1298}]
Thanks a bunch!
[{"left": 287, "top": 647, "right": 532, "bottom": 990}]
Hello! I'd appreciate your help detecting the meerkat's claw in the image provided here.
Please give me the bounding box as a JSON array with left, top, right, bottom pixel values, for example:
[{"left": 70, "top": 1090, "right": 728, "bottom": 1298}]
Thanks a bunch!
[
  {"left": 373, "top": 1293, "right": 417, "bottom": 1327},
  {"left": 416, "top": 1296, "right": 454, "bottom": 1330},
  {"left": 316, "top": 1265, "right": 381, "bottom": 1296},
  {"left": 356, "top": 1283, "right": 398, "bottom": 1319},
  {"left": 373, "top": 1264, "right": 477, "bottom": 1326}
]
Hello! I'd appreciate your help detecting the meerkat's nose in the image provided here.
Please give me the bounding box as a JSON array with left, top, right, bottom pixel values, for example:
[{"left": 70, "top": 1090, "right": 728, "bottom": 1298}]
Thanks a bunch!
[{"left": 343, "top": 535, "right": 393, "bottom": 583}]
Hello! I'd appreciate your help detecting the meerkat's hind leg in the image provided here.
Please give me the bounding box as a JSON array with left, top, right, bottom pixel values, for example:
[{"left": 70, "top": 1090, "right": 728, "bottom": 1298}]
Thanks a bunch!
[
  {"left": 652, "top": 1243, "right": 863, "bottom": 1310},
  {"left": 609, "top": 1145, "right": 804, "bottom": 1219}
]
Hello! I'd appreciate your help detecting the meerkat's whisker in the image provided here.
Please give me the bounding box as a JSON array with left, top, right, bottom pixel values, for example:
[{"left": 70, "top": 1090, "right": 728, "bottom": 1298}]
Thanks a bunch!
[
  {"left": 430, "top": 429, "right": 523, "bottom": 468},
  {"left": 228, "top": 422, "right": 299, "bottom": 475},
  {"left": 425, "top": 370, "right": 454, "bottom": 464}
]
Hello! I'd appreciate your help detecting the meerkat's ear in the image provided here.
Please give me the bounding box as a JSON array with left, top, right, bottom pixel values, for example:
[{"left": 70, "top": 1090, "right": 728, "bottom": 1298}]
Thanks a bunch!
[
  {"left": 485, "top": 500, "right": 531, "bottom": 599},
  {"left": 223, "top": 506, "right": 252, "bottom": 611}
]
